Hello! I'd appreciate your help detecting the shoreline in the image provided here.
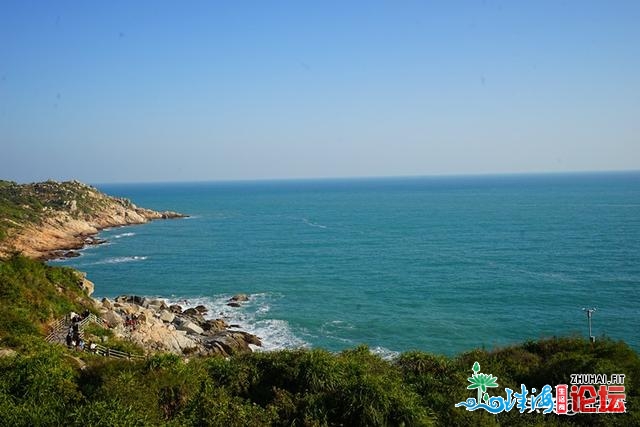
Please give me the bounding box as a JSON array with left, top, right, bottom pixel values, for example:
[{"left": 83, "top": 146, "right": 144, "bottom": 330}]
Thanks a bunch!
[{"left": 37, "top": 210, "right": 187, "bottom": 261}]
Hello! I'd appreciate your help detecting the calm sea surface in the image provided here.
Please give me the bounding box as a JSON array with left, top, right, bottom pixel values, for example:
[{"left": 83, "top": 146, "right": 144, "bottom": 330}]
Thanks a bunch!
[{"left": 51, "top": 173, "right": 640, "bottom": 357}]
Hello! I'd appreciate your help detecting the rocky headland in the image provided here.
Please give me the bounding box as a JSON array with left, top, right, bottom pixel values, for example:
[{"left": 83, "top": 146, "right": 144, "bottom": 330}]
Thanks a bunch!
[{"left": 0, "top": 179, "right": 186, "bottom": 259}]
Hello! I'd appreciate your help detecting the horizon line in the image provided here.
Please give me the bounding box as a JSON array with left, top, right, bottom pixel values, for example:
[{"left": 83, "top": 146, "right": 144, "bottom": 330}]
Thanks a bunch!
[
  {"left": 4, "top": 168, "right": 639, "bottom": 187},
  {"left": 89, "top": 168, "right": 640, "bottom": 187}
]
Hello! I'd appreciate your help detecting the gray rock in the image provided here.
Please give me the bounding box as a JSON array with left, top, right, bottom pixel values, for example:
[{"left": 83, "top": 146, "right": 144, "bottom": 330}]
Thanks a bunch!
[
  {"left": 203, "top": 330, "right": 261, "bottom": 356},
  {"left": 101, "top": 310, "right": 124, "bottom": 327},
  {"left": 230, "top": 294, "right": 249, "bottom": 302},
  {"left": 176, "top": 321, "right": 204, "bottom": 336},
  {"left": 115, "top": 295, "right": 145, "bottom": 306},
  {"left": 159, "top": 310, "right": 175, "bottom": 323},
  {"left": 80, "top": 277, "right": 95, "bottom": 296},
  {"left": 202, "top": 318, "right": 228, "bottom": 331},
  {"left": 169, "top": 305, "right": 183, "bottom": 314},
  {"left": 183, "top": 308, "right": 199, "bottom": 316},
  {"left": 147, "top": 299, "right": 168, "bottom": 311}
]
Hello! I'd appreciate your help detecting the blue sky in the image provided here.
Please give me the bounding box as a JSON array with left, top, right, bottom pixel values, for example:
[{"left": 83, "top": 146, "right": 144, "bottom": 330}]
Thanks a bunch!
[{"left": 1, "top": 1, "right": 639, "bottom": 183}]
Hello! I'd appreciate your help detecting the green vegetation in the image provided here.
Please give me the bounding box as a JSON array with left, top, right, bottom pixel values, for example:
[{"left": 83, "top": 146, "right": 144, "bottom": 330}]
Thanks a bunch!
[
  {"left": 0, "top": 256, "right": 638, "bottom": 426},
  {"left": 0, "top": 254, "right": 93, "bottom": 347}
]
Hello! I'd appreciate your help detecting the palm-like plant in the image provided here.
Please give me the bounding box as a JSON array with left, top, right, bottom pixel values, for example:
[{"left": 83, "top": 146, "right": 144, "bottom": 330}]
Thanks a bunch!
[{"left": 466, "top": 362, "right": 499, "bottom": 403}]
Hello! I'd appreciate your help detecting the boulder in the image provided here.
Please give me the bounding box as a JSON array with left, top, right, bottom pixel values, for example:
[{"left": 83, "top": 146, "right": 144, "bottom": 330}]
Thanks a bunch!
[
  {"left": 80, "top": 277, "right": 95, "bottom": 296},
  {"left": 195, "top": 305, "right": 208, "bottom": 313},
  {"left": 169, "top": 304, "right": 183, "bottom": 314},
  {"left": 122, "top": 304, "right": 140, "bottom": 315},
  {"left": 203, "top": 330, "right": 260, "bottom": 356},
  {"left": 159, "top": 310, "right": 175, "bottom": 323},
  {"left": 182, "top": 309, "right": 205, "bottom": 324},
  {"left": 176, "top": 321, "right": 204, "bottom": 335},
  {"left": 101, "top": 310, "right": 124, "bottom": 327},
  {"left": 234, "top": 331, "right": 261, "bottom": 347},
  {"left": 183, "top": 308, "right": 199, "bottom": 316},
  {"left": 226, "top": 302, "right": 241, "bottom": 308},
  {"left": 202, "top": 318, "right": 228, "bottom": 332},
  {"left": 146, "top": 299, "right": 168, "bottom": 311},
  {"left": 230, "top": 294, "right": 249, "bottom": 302},
  {"left": 101, "top": 298, "right": 113, "bottom": 310},
  {"left": 169, "top": 333, "right": 198, "bottom": 353},
  {"left": 115, "top": 295, "right": 145, "bottom": 305}
]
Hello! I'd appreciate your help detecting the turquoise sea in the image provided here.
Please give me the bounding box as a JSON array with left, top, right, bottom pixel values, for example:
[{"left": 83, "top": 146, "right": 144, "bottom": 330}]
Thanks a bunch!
[{"left": 51, "top": 172, "right": 640, "bottom": 357}]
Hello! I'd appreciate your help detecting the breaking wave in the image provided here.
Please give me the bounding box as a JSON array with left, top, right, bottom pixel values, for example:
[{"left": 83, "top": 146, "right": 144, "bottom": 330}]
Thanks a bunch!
[
  {"left": 113, "top": 232, "right": 136, "bottom": 239},
  {"left": 302, "top": 218, "right": 327, "bottom": 229},
  {"left": 92, "top": 256, "right": 148, "bottom": 265},
  {"left": 164, "top": 293, "right": 308, "bottom": 352}
]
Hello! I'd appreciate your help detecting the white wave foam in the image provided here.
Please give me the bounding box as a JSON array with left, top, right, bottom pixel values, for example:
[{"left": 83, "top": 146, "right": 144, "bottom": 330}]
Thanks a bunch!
[
  {"left": 320, "top": 320, "right": 355, "bottom": 333},
  {"left": 82, "top": 241, "right": 112, "bottom": 250},
  {"left": 303, "top": 218, "right": 327, "bottom": 229},
  {"left": 370, "top": 346, "right": 400, "bottom": 361},
  {"left": 164, "top": 293, "right": 308, "bottom": 351},
  {"left": 113, "top": 232, "right": 135, "bottom": 239},
  {"left": 92, "top": 256, "right": 148, "bottom": 265},
  {"left": 250, "top": 319, "right": 309, "bottom": 351},
  {"left": 317, "top": 320, "right": 355, "bottom": 344}
]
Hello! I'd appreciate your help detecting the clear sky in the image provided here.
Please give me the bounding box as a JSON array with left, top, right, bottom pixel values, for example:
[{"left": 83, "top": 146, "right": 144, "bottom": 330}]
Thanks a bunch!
[{"left": 1, "top": 1, "right": 639, "bottom": 183}]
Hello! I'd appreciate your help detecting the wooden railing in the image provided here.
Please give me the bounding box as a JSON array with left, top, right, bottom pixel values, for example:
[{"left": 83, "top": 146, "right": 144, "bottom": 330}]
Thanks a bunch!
[
  {"left": 77, "top": 313, "right": 107, "bottom": 329},
  {"left": 46, "top": 312, "right": 146, "bottom": 361},
  {"left": 88, "top": 343, "right": 145, "bottom": 360},
  {"left": 45, "top": 315, "right": 70, "bottom": 342}
]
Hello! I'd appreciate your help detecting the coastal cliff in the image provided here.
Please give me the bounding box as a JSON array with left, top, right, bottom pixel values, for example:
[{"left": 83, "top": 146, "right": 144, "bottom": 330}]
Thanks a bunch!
[{"left": 0, "top": 179, "right": 185, "bottom": 259}]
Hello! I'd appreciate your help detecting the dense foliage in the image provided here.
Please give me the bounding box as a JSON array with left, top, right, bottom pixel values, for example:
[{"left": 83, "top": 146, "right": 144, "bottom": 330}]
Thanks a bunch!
[
  {"left": 1, "top": 256, "right": 638, "bottom": 426},
  {"left": 0, "top": 254, "right": 91, "bottom": 347}
]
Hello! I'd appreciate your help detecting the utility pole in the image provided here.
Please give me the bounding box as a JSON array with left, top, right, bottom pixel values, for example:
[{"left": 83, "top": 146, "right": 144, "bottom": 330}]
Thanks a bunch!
[{"left": 582, "top": 307, "right": 597, "bottom": 343}]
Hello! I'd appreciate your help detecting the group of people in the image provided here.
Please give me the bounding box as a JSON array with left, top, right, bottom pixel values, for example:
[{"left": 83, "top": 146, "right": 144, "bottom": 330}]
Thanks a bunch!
[
  {"left": 65, "top": 320, "right": 84, "bottom": 351},
  {"left": 124, "top": 314, "right": 140, "bottom": 331},
  {"left": 65, "top": 310, "right": 97, "bottom": 352}
]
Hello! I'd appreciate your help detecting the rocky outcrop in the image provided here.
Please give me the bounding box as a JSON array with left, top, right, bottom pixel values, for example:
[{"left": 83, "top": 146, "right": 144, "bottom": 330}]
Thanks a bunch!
[
  {"left": 92, "top": 295, "right": 262, "bottom": 357},
  {"left": 0, "top": 180, "right": 187, "bottom": 259}
]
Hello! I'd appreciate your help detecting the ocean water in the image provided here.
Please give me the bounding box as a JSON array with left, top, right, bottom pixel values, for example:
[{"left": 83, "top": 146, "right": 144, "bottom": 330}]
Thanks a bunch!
[{"left": 51, "top": 172, "right": 640, "bottom": 356}]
